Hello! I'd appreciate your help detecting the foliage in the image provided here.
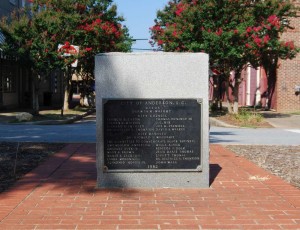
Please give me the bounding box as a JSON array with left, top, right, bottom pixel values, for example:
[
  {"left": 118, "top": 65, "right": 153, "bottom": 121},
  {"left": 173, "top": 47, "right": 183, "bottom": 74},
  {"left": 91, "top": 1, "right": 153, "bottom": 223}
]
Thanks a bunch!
[
  {"left": 234, "top": 108, "right": 263, "bottom": 124},
  {"left": 0, "top": 0, "right": 131, "bottom": 74},
  {"left": 150, "top": 0, "right": 299, "bottom": 112},
  {"left": 244, "top": 1, "right": 299, "bottom": 108},
  {"left": 151, "top": 0, "right": 254, "bottom": 73},
  {"left": 0, "top": 0, "right": 132, "bottom": 111}
]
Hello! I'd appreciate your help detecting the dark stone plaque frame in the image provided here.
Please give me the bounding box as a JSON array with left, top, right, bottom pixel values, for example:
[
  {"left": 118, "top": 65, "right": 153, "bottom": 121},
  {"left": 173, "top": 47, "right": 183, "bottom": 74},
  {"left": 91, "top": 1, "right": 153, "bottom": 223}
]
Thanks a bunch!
[{"left": 103, "top": 98, "right": 203, "bottom": 172}]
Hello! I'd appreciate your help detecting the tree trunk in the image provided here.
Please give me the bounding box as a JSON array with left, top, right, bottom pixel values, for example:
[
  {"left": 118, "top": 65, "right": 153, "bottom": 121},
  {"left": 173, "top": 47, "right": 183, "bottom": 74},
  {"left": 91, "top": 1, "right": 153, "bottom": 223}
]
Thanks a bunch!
[
  {"left": 63, "top": 84, "right": 70, "bottom": 111},
  {"left": 225, "top": 79, "right": 234, "bottom": 114},
  {"left": 225, "top": 70, "right": 242, "bottom": 114},
  {"left": 211, "top": 75, "right": 224, "bottom": 111},
  {"left": 31, "top": 75, "right": 39, "bottom": 115},
  {"left": 266, "top": 64, "right": 277, "bottom": 110},
  {"left": 211, "top": 79, "right": 219, "bottom": 111},
  {"left": 218, "top": 78, "right": 223, "bottom": 111},
  {"left": 232, "top": 77, "right": 240, "bottom": 114},
  {"left": 233, "top": 101, "right": 239, "bottom": 114},
  {"left": 63, "top": 67, "right": 72, "bottom": 111}
]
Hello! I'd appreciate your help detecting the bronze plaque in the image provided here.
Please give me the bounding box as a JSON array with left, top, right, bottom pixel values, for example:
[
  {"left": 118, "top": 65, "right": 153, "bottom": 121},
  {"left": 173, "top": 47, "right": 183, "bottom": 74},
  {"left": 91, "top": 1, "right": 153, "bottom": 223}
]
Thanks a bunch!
[{"left": 103, "top": 99, "right": 201, "bottom": 171}]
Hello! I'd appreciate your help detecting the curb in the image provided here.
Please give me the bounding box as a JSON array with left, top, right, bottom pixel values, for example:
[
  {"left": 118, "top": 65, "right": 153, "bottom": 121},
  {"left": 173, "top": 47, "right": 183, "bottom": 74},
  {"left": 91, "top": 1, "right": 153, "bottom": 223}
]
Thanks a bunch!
[
  {"left": 12, "top": 108, "right": 96, "bottom": 125},
  {"left": 209, "top": 117, "right": 239, "bottom": 128}
]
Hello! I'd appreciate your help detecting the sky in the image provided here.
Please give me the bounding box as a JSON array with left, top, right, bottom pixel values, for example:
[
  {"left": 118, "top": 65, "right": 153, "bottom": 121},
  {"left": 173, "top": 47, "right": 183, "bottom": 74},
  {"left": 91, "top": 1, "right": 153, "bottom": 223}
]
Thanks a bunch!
[{"left": 113, "top": 0, "right": 169, "bottom": 52}]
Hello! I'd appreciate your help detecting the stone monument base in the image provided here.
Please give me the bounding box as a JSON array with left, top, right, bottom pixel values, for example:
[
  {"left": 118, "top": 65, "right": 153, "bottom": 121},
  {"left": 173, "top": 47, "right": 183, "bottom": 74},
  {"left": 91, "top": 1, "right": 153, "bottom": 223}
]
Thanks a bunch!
[{"left": 95, "top": 53, "right": 209, "bottom": 188}]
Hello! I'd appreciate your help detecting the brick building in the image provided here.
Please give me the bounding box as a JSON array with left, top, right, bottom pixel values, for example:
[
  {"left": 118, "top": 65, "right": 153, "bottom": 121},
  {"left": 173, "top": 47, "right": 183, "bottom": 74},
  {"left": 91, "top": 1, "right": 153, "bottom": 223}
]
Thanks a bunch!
[
  {"left": 0, "top": 0, "right": 24, "bottom": 109},
  {"left": 215, "top": 1, "right": 300, "bottom": 113},
  {"left": 0, "top": 0, "right": 63, "bottom": 110},
  {"left": 276, "top": 1, "right": 300, "bottom": 112}
]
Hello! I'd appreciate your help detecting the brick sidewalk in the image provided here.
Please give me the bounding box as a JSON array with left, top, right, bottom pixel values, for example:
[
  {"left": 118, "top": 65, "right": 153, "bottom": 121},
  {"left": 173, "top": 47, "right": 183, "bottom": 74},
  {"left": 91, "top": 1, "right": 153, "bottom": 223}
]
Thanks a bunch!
[{"left": 0, "top": 144, "right": 299, "bottom": 229}]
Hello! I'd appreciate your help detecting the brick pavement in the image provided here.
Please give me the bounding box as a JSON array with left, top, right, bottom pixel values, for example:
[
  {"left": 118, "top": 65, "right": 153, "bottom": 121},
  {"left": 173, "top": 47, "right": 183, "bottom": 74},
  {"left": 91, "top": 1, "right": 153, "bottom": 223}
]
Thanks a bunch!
[{"left": 0, "top": 144, "right": 299, "bottom": 230}]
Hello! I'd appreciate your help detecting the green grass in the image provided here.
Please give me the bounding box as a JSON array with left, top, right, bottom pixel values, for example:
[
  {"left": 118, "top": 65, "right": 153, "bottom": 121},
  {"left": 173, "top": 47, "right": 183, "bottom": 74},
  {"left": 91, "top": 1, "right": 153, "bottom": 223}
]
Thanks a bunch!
[
  {"left": 289, "top": 111, "right": 300, "bottom": 115},
  {"left": 233, "top": 108, "right": 264, "bottom": 127},
  {"left": 234, "top": 108, "right": 263, "bottom": 122},
  {"left": 210, "top": 106, "right": 268, "bottom": 128}
]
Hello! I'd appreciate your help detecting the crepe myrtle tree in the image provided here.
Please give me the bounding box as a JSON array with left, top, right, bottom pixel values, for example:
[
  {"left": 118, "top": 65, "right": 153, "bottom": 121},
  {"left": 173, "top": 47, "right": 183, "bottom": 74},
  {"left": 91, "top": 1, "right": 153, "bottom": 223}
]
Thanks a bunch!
[
  {"left": 75, "top": 2, "right": 132, "bottom": 108},
  {"left": 150, "top": 0, "right": 299, "bottom": 113},
  {"left": 244, "top": 0, "right": 299, "bottom": 109},
  {"left": 0, "top": 0, "right": 132, "bottom": 113},
  {"left": 150, "top": 0, "right": 256, "bottom": 113}
]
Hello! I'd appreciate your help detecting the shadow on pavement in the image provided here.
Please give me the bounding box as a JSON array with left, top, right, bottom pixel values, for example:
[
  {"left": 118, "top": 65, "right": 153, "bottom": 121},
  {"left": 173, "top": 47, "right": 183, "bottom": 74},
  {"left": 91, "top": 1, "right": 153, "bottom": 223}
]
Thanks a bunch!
[
  {"left": 209, "top": 164, "right": 222, "bottom": 186},
  {"left": 261, "top": 112, "right": 291, "bottom": 118},
  {"left": 209, "top": 131, "right": 236, "bottom": 144}
]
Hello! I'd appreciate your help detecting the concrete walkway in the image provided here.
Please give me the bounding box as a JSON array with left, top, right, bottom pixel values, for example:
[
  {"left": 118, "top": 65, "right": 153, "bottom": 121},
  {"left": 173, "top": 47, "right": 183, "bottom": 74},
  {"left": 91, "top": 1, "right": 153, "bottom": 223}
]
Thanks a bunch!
[
  {"left": 263, "top": 113, "right": 300, "bottom": 129},
  {"left": 0, "top": 144, "right": 299, "bottom": 229}
]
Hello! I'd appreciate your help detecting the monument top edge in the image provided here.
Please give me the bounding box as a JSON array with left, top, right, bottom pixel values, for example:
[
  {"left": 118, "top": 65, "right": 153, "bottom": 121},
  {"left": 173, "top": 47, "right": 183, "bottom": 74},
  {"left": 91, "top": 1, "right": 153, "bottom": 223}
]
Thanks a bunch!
[{"left": 96, "top": 52, "right": 208, "bottom": 56}]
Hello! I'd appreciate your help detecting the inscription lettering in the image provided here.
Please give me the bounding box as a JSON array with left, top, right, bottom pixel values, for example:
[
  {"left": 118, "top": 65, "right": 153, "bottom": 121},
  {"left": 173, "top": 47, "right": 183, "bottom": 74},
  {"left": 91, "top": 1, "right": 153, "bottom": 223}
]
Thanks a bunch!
[{"left": 104, "top": 99, "right": 201, "bottom": 171}]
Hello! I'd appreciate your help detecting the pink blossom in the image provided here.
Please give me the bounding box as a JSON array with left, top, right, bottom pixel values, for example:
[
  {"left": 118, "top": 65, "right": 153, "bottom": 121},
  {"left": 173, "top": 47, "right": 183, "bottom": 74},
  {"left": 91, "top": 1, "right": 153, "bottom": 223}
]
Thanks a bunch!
[
  {"left": 175, "top": 8, "right": 184, "bottom": 16},
  {"left": 253, "top": 36, "right": 262, "bottom": 47},
  {"left": 285, "top": 41, "right": 295, "bottom": 50},
  {"left": 94, "top": 18, "right": 101, "bottom": 25},
  {"left": 151, "top": 25, "right": 162, "bottom": 32},
  {"left": 268, "top": 15, "right": 278, "bottom": 24},
  {"left": 245, "top": 43, "right": 252, "bottom": 48},
  {"left": 263, "top": 35, "right": 270, "bottom": 44},
  {"left": 264, "top": 24, "right": 271, "bottom": 30},
  {"left": 253, "top": 26, "right": 262, "bottom": 32},
  {"left": 215, "top": 28, "right": 223, "bottom": 36},
  {"left": 175, "top": 3, "right": 185, "bottom": 16},
  {"left": 157, "top": 40, "right": 164, "bottom": 45},
  {"left": 267, "top": 15, "right": 280, "bottom": 28},
  {"left": 246, "top": 27, "right": 252, "bottom": 33}
]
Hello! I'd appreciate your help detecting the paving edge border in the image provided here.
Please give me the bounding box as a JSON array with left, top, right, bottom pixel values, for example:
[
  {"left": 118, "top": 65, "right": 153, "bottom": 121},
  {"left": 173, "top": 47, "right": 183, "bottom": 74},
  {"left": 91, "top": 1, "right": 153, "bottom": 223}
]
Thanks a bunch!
[
  {"left": 17, "top": 108, "right": 96, "bottom": 125},
  {"left": 209, "top": 117, "right": 238, "bottom": 128}
]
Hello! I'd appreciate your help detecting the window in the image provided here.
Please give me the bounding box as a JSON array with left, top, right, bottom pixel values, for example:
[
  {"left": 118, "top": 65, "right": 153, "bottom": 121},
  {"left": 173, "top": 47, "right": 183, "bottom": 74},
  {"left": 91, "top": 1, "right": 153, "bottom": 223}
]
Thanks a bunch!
[
  {"left": 9, "top": 0, "right": 17, "bottom": 6},
  {"left": 2, "top": 64, "right": 16, "bottom": 93},
  {"left": 3, "top": 76, "right": 16, "bottom": 92}
]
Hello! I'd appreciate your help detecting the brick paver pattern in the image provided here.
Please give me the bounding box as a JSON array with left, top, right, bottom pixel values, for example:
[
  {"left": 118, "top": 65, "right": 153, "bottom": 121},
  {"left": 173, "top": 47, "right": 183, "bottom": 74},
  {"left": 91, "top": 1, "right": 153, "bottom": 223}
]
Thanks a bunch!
[{"left": 0, "top": 144, "right": 299, "bottom": 229}]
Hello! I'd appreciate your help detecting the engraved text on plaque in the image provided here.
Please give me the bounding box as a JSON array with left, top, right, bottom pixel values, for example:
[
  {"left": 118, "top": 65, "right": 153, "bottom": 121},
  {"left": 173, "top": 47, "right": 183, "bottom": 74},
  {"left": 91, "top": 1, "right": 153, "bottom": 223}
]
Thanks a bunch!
[{"left": 104, "top": 99, "right": 201, "bottom": 171}]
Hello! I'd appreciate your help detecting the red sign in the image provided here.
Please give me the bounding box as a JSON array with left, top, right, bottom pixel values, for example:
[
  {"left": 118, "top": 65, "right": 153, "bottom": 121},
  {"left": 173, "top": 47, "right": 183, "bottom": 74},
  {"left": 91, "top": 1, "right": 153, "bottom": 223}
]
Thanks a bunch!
[{"left": 58, "top": 42, "right": 80, "bottom": 67}]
